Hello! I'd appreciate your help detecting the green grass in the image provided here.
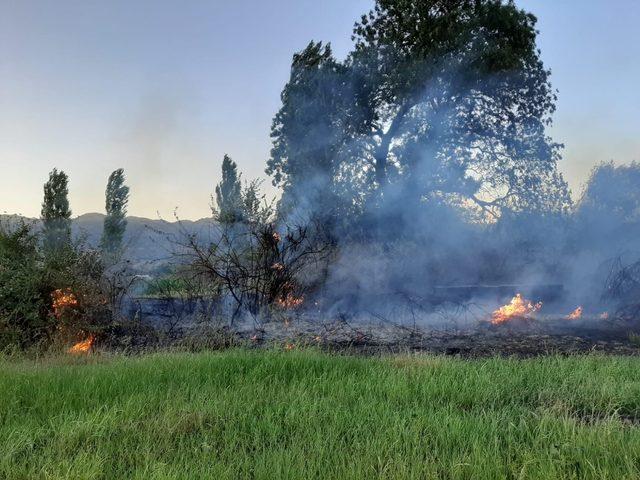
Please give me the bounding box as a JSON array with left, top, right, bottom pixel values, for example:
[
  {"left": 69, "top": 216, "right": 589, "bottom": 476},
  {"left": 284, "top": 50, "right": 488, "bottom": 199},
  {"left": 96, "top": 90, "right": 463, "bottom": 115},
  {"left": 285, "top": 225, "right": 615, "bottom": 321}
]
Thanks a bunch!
[{"left": 1, "top": 350, "right": 639, "bottom": 479}]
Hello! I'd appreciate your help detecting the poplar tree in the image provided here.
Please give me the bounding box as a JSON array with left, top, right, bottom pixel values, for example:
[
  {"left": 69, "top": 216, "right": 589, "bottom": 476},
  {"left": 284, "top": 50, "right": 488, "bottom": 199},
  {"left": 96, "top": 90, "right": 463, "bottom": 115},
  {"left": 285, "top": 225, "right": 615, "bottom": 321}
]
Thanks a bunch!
[
  {"left": 41, "top": 169, "right": 72, "bottom": 253},
  {"left": 213, "top": 155, "right": 243, "bottom": 225},
  {"left": 101, "top": 168, "right": 129, "bottom": 256}
]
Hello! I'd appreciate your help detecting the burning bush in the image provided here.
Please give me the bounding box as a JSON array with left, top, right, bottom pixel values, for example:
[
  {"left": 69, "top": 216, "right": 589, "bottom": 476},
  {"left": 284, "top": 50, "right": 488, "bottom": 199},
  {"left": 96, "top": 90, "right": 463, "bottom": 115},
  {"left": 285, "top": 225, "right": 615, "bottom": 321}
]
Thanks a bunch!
[
  {"left": 0, "top": 219, "right": 128, "bottom": 352},
  {"left": 181, "top": 219, "right": 332, "bottom": 323}
]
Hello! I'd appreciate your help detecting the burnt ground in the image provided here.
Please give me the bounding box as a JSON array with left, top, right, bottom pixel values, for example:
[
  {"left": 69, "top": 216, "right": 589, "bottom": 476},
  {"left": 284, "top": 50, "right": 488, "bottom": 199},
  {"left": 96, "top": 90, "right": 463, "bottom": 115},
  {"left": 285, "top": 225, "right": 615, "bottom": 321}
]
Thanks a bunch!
[{"left": 234, "top": 315, "right": 640, "bottom": 358}]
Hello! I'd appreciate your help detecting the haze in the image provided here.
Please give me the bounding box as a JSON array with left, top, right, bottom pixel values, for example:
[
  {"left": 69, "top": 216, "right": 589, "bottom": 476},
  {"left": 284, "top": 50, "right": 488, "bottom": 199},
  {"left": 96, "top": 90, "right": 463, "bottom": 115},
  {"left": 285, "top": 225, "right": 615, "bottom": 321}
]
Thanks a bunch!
[{"left": 1, "top": 0, "right": 638, "bottom": 220}]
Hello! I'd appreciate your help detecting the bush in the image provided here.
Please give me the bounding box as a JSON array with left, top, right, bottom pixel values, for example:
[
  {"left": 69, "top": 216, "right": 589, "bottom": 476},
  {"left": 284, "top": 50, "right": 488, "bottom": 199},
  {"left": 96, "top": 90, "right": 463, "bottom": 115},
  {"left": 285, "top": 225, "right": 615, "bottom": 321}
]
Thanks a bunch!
[
  {"left": 0, "top": 221, "right": 51, "bottom": 349},
  {"left": 0, "top": 220, "right": 127, "bottom": 351}
]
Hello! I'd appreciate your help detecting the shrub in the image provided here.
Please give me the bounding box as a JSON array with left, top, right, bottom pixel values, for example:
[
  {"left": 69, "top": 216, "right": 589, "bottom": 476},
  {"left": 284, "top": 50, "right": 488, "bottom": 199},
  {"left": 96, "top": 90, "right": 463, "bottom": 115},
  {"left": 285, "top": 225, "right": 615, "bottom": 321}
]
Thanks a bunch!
[{"left": 0, "top": 221, "right": 51, "bottom": 349}]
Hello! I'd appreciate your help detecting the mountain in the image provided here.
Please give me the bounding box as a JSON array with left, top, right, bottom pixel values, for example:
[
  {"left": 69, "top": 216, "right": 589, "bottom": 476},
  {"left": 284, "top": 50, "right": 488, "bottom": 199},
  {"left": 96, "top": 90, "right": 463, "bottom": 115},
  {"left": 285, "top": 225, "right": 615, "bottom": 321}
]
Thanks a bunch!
[{"left": 1, "top": 213, "right": 218, "bottom": 274}]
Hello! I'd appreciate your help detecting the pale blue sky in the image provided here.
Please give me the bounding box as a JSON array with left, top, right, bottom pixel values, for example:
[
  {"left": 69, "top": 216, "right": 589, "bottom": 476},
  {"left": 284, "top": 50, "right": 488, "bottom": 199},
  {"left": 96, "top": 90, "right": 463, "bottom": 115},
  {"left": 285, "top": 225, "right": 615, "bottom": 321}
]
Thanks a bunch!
[{"left": 1, "top": 0, "right": 638, "bottom": 219}]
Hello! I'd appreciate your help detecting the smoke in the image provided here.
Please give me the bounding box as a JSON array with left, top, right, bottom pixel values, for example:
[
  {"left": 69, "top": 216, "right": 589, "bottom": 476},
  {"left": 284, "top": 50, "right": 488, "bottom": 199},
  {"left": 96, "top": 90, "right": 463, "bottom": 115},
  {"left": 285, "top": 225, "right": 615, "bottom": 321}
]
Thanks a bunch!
[{"left": 274, "top": 65, "right": 640, "bottom": 327}]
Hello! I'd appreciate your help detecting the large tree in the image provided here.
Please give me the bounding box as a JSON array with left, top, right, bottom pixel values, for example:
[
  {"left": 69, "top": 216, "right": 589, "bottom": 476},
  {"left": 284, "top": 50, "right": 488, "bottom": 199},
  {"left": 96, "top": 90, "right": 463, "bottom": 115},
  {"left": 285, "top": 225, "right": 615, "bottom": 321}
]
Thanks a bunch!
[
  {"left": 266, "top": 42, "right": 359, "bottom": 225},
  {"left": 41, "top": 169, "right": 72, "bottom": 252},
  {"left": 101, "top": 168, "right": 129, "bottom": 256},
  {"left": 268, "top": 0, "right": 570, "bottom": 226}
]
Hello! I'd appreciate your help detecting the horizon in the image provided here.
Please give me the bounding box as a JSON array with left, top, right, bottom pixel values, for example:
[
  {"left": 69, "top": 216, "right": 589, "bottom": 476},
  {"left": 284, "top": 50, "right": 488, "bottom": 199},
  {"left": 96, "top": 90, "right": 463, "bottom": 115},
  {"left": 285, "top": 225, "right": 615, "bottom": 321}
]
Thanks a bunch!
[{"left": 1, "top": 0, "right": 639, "bottom": 220}]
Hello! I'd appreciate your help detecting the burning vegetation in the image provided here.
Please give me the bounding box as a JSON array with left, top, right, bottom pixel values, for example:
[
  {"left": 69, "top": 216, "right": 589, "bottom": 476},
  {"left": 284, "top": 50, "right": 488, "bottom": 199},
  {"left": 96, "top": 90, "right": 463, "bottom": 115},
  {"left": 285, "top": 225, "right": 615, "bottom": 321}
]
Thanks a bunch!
[
  {"left": 68, "top": 334, "right": 95, "bottom": 354},
  {"left": 491, "top": 294, "right": 543, "bottom": 325},
  {"left": 566, "top": 306, "right": 583, "bottom": 320},
  {"left": 51, "top": 288, "right": 78, "bottom": 318}
]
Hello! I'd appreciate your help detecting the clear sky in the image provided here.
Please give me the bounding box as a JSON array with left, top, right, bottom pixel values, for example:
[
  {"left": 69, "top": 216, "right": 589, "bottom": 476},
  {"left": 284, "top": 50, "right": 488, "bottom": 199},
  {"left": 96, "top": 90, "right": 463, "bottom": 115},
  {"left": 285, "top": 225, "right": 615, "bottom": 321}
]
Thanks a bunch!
[{"left": 1, "top": 0, "right": 638, "bottom": 220}]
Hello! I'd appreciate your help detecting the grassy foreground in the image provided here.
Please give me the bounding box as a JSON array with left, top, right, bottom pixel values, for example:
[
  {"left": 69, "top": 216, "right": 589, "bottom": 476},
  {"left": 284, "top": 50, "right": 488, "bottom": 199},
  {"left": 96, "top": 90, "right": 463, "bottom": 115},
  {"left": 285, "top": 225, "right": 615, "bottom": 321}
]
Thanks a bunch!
[{"left": 1, "top": 350, "right": 639, "bottom": 479}]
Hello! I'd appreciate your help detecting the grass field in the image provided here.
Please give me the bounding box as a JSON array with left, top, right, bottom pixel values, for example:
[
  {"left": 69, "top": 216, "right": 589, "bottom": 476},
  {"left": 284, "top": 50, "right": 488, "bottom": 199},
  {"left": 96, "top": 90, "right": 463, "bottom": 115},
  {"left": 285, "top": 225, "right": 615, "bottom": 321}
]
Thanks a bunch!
[{"left": 1, "top": 350, "right": 639, "bottom": 479}]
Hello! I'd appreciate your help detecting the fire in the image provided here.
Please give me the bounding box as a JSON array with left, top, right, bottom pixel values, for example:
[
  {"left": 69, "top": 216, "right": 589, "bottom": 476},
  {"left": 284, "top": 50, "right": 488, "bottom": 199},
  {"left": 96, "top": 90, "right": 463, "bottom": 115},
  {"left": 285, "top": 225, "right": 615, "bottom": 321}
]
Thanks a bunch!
[
  {"left": 284, "top": 342, "right": 295, "bottom": 351},
  {"left": 491, "top": 293, "right": 542, "bottom": 325},
  {"left": 51, "top": 288, "right": 78, "bottom": 318},
  {"left": 68, "top": 334, "right": 95, "bottom": 354},
  {"left": 566, "top": 306, "right": 583, "bottom": 320},
  {"left": 277, "top": 293, "right": 304, "bottom": 309}
]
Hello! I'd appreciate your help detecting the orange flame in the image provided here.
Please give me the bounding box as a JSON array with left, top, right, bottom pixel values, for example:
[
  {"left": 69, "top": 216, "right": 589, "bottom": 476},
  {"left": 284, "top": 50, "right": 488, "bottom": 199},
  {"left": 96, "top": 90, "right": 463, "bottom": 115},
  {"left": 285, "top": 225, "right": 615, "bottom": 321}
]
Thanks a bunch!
[
  {"left": 277, "top": 293, "right": 304, "bottom": 309},
  {"left": 68, "top": 334, "right": 95, "bottom": 354},
  {"left": 51, "top": 288, "right": 78, "bottom": 318},
  {"left": 566, "top": 306, "right": 583, "bottom": 320},
  {"left": 491, "top": 294, "right": 542, "bottom": 325}
]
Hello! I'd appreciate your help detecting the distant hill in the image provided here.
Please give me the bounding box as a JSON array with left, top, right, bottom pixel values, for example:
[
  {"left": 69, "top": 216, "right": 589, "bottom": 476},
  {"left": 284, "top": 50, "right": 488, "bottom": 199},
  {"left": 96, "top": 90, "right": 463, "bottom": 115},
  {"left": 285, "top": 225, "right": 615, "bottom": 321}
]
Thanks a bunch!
[{"left": 1, "top": 213, "right": 218, "bottom": 274}]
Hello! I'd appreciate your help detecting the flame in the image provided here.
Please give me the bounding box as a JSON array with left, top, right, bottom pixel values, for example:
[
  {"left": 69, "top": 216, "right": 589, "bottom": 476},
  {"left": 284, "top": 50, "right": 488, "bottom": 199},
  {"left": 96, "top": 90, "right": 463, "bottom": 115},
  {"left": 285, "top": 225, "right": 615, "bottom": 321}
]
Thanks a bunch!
[
  {"left": 277, "top": 293, "right": 304, "bottom": 309},
  {"left": 276, "top": 282, "right": 304, "bottom": 309},
  {"left": 51, "top": 288, "right": 78, "bottom": 318},
  {"left": 491, "top": 294, "right": 542, "bottom": 325},
  {"left": 284, "top": 342, "right": 295, "bottom": 351},
  {"left": 566, "top": 306, "right": 583, "bottom": 320},
  {"left": 68, "top": 334, "right": 95, "bottom": 354}
]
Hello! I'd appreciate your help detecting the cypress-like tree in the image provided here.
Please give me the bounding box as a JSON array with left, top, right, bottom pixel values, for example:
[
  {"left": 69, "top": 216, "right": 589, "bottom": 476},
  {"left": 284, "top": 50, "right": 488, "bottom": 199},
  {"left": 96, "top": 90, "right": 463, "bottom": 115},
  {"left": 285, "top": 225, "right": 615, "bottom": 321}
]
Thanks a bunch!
[
  {"left": 101, "top": 168, "right": 129, "bottom": 256},
  {"left": 41, "top": 168, "right": 72, "bottom": 253},
  {"left": 213, "top": 154, "right": 243, "bottom": 225}
]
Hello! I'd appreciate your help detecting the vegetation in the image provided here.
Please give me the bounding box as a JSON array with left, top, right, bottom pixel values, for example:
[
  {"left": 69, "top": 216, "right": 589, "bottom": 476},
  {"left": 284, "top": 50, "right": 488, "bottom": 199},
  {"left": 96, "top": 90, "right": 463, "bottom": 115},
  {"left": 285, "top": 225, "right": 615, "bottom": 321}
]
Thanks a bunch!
[
  {"left": 0, "top": 350, "right": 639, "bottom": 479},
  {"left": 0, "top": 217, "right": 134, "bottom": 352},
  {"left": 268, "top": 0, "right": 570, "bottom": 230},
  {"left": 41, "top": 168, "right": 72, "bottom": 253},
  {"left": 213, "top": 154, "right": 244, "bottom": 225},
  {"left": 101, "top": 168, "right": 129, "bottom": 258},
  {"left": 213, "top": 154, "right": 273, "bottom": 226},
  {"left": 0, "top": 221, "right": 50, "bottom": 349}
]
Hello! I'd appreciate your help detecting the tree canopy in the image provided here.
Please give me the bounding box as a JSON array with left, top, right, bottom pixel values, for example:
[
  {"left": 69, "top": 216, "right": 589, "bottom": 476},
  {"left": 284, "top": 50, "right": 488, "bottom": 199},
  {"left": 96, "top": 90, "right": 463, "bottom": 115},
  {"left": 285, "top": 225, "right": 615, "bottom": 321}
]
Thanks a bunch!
[
  {"left": 213, "top": 155, "right": 244, "bottom": 225},
  {"left": 101, "top": 168, "right": 129, "bottom": 256},
  {"left": 268, "top": 0, "right": 571, "bottom": 234},
  {"left": 41, "top": 169, "right": 72, "bottom": 252}
]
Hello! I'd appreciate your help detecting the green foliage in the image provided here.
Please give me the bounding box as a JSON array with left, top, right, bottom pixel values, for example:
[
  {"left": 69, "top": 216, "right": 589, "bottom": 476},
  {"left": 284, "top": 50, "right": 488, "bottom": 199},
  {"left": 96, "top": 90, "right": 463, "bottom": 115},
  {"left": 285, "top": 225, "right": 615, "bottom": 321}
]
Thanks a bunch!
[
  {"left": 41, "top": 168, "right": 72, "bottom": 253},
  {"left": 269, "top": 0, "right": 572, "bottom": 225},
  {"left": 1, "top": 351, "right": 639, "bottom": 478},
  {"left": 578, "top": 161, "right": 640, "bottom": 222},
  {"left": 145, "top": 276, "right": 191, "bottom": 297},
  {"left": 213, "top": 155, "right": 274, "bottom": 226},
  {"left": 0, "top": 221, "right": 51, "bottom": 349},
  {"left": 213, "top": 154, "right": 244, "bottom": 225},
  {"left": 241, "top": 179, "right": 274, "bottom": 225},
  {"left": 267, "top": 42, "right": 353, "bottom": 221},
  {"left": 0, "top": 220, "right": 113, "bottom": 351},
  {"left": 101, "top": 168, "right": 129, "bottom": 257}
]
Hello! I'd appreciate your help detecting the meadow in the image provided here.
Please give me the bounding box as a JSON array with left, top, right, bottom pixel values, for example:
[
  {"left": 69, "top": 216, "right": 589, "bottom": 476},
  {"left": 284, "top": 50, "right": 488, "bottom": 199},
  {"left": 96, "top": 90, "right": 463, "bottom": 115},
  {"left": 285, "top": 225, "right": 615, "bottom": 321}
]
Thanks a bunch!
[{"left": 1, "top": 350, "right": 639, "bottom": 479}]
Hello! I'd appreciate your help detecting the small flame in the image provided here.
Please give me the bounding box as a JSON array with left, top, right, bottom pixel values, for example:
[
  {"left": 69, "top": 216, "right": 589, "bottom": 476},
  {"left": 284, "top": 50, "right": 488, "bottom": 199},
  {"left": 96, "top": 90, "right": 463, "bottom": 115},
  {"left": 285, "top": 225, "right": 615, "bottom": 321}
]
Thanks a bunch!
[
  {"left": 566, "top": 306, "right": 583, "bottom": 320},
  {"left": 51, "top": 288, "right": 78, "bottom": 318},
  {"left": 277, "top": 281, "right": 304, "bottom": 309},
  {"left": 68, "top": 334, "right": 95, "bottom": 354},
  {"left": 284, "top": 342, "right": 295, "bottom": 351},
  {"left": 491, "top": 294, "right": 542, "bottom": 325}
]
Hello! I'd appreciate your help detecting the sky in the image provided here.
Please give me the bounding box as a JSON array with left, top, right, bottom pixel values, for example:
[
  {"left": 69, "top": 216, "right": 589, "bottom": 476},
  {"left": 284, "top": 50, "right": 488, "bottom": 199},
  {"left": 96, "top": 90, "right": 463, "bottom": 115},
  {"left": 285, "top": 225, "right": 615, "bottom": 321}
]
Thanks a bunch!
[{"left": 1, "top": 0, "right": 638, "bottom": 220}]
